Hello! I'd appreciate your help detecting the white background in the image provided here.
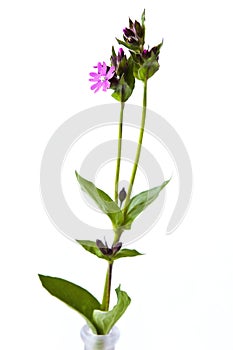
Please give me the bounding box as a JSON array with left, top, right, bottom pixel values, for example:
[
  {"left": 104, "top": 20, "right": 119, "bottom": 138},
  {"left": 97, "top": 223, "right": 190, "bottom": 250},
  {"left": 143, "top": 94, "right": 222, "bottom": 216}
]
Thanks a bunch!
[{"left": 1, "top": 0, "right": 233, "bottom": 349}]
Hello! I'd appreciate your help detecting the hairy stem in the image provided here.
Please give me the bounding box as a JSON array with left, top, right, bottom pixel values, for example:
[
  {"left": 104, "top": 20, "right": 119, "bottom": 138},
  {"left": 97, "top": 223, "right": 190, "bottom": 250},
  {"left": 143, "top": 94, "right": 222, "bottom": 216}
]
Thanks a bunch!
[
  {"left": 101, "top": 261, "right": 113, "bottom": 311},
  {"left": 123, "top": 79, "right": 148, "bottom": 210},
  {"left": 114, "top": 101, "right": 125, "bottom": 203}
]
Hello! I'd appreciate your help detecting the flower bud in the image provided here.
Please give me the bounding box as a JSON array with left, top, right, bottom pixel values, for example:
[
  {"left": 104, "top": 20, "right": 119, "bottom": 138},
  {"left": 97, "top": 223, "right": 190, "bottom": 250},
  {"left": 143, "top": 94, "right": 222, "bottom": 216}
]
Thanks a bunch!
[
  {"left": 132, "top": 40, "right": 163, "bottom": 81},
  {"left": 123, "top": 28, "right": 135, "bottom": 38},
  {"left": 96, "top": 239, "right": 113, "bottom": 256},
  {"left": 96, "top": 239, "right": 122, "bottom": 257},
  {"left": 116, "top": 11, "right": 146, "bottom": 53},
  {"left": 109, "top": 47, "right": 135, "bottom": 102},
  {"left": 119, "top": 187, "right": 127, "bottom": 205},
  {"left": 112, "top": 242, "right": 122, "bottom": 255}
]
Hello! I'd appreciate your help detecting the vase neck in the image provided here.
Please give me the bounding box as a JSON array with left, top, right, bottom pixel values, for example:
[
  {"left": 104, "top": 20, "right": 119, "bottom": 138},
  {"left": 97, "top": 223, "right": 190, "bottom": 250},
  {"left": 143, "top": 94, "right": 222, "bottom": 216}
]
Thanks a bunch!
[{"left": 80, "top": 325, "right": 120, "bottom": 350}]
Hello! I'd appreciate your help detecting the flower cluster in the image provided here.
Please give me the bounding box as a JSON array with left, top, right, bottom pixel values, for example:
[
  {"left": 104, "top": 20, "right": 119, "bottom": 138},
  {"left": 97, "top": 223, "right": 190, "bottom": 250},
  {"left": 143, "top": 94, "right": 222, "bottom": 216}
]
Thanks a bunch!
[
  {"left": 96, "top": 239, "right": 122, "bottom": 257},
  {"left": 89, "top": 10, "right": 162, "bottom": 95},
  {"left": 122, "top": 13, "right": 145, "bottom": 51}
]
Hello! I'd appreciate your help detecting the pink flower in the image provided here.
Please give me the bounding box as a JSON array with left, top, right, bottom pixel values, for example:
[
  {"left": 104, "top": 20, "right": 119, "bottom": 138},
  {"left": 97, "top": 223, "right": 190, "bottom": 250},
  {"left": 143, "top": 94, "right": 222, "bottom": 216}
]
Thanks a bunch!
[{"left": 89, "top": 62, "right": 115, "bottom": 93}]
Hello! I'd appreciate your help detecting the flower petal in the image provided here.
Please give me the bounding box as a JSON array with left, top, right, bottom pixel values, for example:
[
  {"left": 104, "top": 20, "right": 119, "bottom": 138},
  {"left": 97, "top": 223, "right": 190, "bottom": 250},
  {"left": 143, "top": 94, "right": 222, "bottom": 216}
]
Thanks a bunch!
[
  {"left": 89, "top": 78, "right": 99, "bottom": 82},
  {"left": 94, "top": 81, "right": 103, "bottom": 93},
  {"left": 97, "top": 62, "right": 102, "bottom": 74},
  {"left": 90, "top": 82, "right": 101, "bottom": 91},
  {"left": 106, "top": 66, "right": 115, "bottom": 79},
  {"left": 101, "top": 62, "right": 107, "bottom": 75},
  {"left": 89, "top": 72, "right": 99, "bottom": 78},
  {"left": 102, "top": 80, "right": 110, "bottom": 91}
]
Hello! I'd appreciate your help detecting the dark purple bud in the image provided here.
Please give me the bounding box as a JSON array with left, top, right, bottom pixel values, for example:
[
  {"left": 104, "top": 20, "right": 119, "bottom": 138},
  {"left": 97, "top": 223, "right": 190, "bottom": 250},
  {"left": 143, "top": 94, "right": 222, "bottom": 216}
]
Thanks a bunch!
[
  {"left": 129, "top": 17, "right": 134, "bottom": 29},
  {"left": 111, "top": 46, "right": 119, "bottom": 68},
  {"left": 119, "top": 187, "right": 127, "bottom": 204},
  {"left": 123, "top": 27, "right": 135, "bottom": 38},
  {"left": 112, "top": 242, "right": 122, "bottom": 255},
  {"left": 118, "top": 48, "right": 124, "bottom": 58},
  {"left": 96, "top": 239, "right": 113, "bottom": 256},
  {"left": 128, "top": 37, "right": 137, "bottom": 44},
  {"left": 134, "top": 20, "right": 143, "bottom": 37},
  {"left": 111, "top": 55, "right": 117, "bottom": 68},
  {"left": 142, "top": 49, "right": 150, "bottom": 59}
]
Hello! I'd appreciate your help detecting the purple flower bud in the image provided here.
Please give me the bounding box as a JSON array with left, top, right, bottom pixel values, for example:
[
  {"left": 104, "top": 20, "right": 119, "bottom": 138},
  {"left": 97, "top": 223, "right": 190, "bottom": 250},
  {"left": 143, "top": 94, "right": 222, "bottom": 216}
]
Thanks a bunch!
[
  {"left": 119, "top": 187, "right": 127, "bottom": 204},
  {"left": 128, "top": 37, "right": 137, "bottom": 44},
  {"left": 96, "top": 239, "right": 113, "bottom": 256},
  {"left": 112, "top": 242, "right": 122, "bottom": 255},
  {"left": 96, "top": 239, "right": 122, "bottom": 257},
  {"left": 118, "top": 48, "right": 124, "bottom": 59},
  {"left": 121, "top": 13, "right": 145, "bottom": 51},
  {"left": 134, "top": 20, "right": 143, "bottom": 37},
  {"left": 123, "top": 27, "right": 135, "bottom": 38},
  {"left": 142, "top": 49, "right": 150, "bottom": 59}
]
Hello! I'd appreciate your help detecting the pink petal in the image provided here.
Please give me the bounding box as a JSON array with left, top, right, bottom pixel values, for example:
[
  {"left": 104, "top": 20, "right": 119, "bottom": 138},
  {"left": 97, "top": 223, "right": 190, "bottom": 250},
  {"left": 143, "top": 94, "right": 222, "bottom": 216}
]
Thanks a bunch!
[
  {"left": 89, "top": 78, "right": 99, "bottom": 82},
  {"left": 102, "top": 80, "right": 110, "bottom": 91},
  {"left": 106, "top": 66, "right": 115, "bottom": 79},
  {"left": 89, "top": 72, "right": 99, "bottom": 78},
  {"left": 97, "top": 62, "right": 102, "bottom": 74},
  {"left": 90, "top": 82, "right": 101, "bottom": 91},
  {"left": 94, "top": 82, "right": 103, "bottom": 93},
  {"left": 101, "top": 62, "right": 107, "bottom": 75}
]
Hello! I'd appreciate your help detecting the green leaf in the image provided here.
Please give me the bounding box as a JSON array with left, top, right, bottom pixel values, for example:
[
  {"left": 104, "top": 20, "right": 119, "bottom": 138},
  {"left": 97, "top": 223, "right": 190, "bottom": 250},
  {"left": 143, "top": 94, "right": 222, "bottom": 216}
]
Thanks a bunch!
[
  {"left": 141, "top": 9, "right": 146, "bottom": 28},
  {"left": 114, "top": 248, "right": 144, "bottom": 260},
  {"left": 111, "top": 75, "right": 133, "bottom": 102},
  {"left": 142, "top": 56, "right": 160, "bottom": 80},
  {"left": 38, "top": 275, "right": 101, "bottom": 334},
  {"left": 111, "top": 57, "right": 135, "bottom": 102},
  {"left": 77, "top": 240, "right": 111, "bottom": 261},
  {"left": 75, "top": 171, "right": 123, "bottom": 227},
  {"left": 134, "top": 56, "right": 160, "bottom": 81},
  {"left": 77, "top": 241, "right": 142, "bottom": 261},
  {"left": 123, "top": 179, "right": 170, "bottom": 229},
  {"left": 93, "top": 286, "right": 131, "bottom": 334},
  {"left": 116, "top": 38, "right": 140, "bottom": 53},
  {"left": 124, "top": 56, "right": 135, "bottom": 89}
]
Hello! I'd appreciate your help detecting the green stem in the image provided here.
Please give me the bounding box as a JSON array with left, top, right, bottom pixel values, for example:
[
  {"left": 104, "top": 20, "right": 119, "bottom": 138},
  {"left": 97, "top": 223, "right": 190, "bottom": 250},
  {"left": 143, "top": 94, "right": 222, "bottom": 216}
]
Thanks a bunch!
[
  {"left": 123, "top": 79, "right": 148, "bottom": 210},
  {"left": 103, "top": 102, "right": 124, "bottom": 311},
  {"left": 113, "top": 227, "right": 124, "bottom": 245},
  {"left": 101, "top": 261, "right": 113, "bottom": 311},
  {"left": 114, "top": 101, "right": 125, "bottom": 203}
]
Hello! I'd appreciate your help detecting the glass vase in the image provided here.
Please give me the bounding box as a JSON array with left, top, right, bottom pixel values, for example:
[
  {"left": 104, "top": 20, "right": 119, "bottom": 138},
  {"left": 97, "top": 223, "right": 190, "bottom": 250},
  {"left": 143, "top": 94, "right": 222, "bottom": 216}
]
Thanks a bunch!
[{"left": 80, "top": 325, "right": 120, "bottom": 350}]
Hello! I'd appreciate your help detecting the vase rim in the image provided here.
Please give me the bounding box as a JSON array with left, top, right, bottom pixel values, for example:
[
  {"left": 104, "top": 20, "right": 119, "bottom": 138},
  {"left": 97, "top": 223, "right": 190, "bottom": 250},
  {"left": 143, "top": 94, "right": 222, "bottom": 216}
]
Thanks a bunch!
[{"left": 80, "top": 324, "right": 120, "bottom": 348}]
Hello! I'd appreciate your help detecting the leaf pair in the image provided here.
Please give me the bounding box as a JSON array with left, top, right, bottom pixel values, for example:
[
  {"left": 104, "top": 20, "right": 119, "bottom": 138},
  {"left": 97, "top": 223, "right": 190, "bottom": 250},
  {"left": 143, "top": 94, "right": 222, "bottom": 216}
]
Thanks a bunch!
[
  {"left": 38, "top": 275, "right": 130, "bottom": 335},
  {"left": 75, "top": 171, "right": 170, "bottom": 231},
  {"left": 77, "top": 240, "right": 143, "bottom": 262}
]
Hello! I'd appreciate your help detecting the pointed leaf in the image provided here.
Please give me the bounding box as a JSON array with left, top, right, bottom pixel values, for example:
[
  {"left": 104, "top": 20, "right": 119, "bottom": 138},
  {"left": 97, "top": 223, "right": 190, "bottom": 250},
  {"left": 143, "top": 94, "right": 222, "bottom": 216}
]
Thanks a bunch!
[
  {"left": 123, "top": 179, "right": 170, "bottom": 229},
  {"left": 116, "top": 38, "right": 140, "bottom": 53},
  {"left": 77, "top": 241, "right": 141, "bottom": 261},
  {"left": 77, "top": 240, "right": 112, "bottom": 261},
  {"left": 93, "top": 286, "right": 131, "bottom": 334},
  {"left": 111, "top": 75, "right": 133, "bottom": 102},
  {"left": 141, "top": 9, "right": 146, "bottom": 27},
  {"left": 75, "top": 171, "right": 123, "bottom": 227},
  {"left": 139, "top": 56, "right": 160, "bottom": 80},
  {"left": 113, "top": 248, "right": 144, "bottom": 260},
  {"left": 38, "top": 275, "right": 101, "bottom": 334}
]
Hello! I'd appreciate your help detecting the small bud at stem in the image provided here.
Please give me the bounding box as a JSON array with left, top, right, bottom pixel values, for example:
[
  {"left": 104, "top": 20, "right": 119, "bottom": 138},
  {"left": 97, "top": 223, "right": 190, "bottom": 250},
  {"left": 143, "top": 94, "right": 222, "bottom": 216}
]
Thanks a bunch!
[{"left": 119, "top": 187, "right": 127, "bottom": 207}]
